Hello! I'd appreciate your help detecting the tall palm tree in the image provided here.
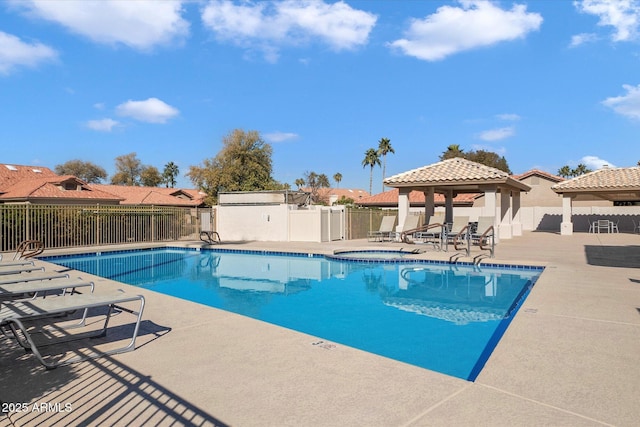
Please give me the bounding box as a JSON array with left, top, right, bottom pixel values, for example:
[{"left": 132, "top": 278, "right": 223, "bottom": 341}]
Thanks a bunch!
[
  {"left": 162, "top": 161, "right": 180, "bottom": 188},
  {"left": 377, "top": 138, "right": 394, "bottom": 192},
  {"left": 294, "top": 178, "right": 305, "bottom": 189},
  {"left": 362, "top": 148, "right": 381, "bottom": 195},
  {"left": 333, "top": 172, "right": 342, "bottom": 188}
]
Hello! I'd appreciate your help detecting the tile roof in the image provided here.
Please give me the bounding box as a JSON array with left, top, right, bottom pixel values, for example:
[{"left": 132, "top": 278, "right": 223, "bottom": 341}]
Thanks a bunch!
[
  {"left": 514, "top": 169, "right": 564, "bottom": 183},
  {"left": 356, "top": 188, "right": 476, "bottom": 207},
  {"left": 304, "top": 188, "right": 369, "bottom": 201},
  {"left": 90, "top": 184, "right": 206, "bottom": 207},
  {"left": 551, "top": 166, "right": 640, "bottom": 192},
  {"left": 0, "top": 164, "right": 57, "bottom": 191},
  {"left": 384, "top": 157, "right": 530, "bottom": 191},
  {"left": 0, "top": 176, "right": 122, "bottom": 202}
]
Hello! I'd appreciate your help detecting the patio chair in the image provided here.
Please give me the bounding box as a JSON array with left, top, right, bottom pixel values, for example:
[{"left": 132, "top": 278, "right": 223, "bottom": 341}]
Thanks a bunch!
[
  {"left": 1, "top": 291, "right": 145, "bottom": 369},
  {"left": 1, "top": 277, "right": 94, "bottom": 301},
  {"left": 469, "top": 216, "right": 496, "bottom": 259},
  {"left": 13, "top": 240, "right": 44, "bottom": 260},
  {"left": 596, "top": 219, "right": 610, "bottom": 233},
  {"left": 633, "top": 218, "right": 640, "bottom": 234},
  {"left": 397, "top": 214, "right": 421, "bottom": 243},
  {"left": 412, "top": 212, "right": 446, "bottom": 246},
  {"left": 367, "top": 215, "right": 396, "bottom": 242},
  {"left": 0, "top": 264, "right": 44, "bottom": 276},
  {"left": 0, "top": 272, "right": 70, "bottom": 285},
  {"left": 443, "top": 216, "right": 470, "bottom": 252}
]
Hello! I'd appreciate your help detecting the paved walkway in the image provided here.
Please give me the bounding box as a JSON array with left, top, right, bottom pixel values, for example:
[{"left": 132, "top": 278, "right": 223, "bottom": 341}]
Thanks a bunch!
[{"left": 2, "top": 231, "right": 639, "bottom": 426}]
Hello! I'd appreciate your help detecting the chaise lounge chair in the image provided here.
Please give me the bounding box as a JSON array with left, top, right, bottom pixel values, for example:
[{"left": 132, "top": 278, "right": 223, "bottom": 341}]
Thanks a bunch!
[
  {"left": 0, "top": 264, "right": 44, "bottom": 276},
  {"left": 1, "top": 291, "right": 145, "bottom": 369},
  {"left": 368, "top": 215, "right": 397, "bottom": 242}
]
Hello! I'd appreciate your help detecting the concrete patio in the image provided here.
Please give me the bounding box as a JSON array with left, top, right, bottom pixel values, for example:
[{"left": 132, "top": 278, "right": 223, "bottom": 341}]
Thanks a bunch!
[{"left": 2, "top": 231, "right": 640, "bottom": 426}]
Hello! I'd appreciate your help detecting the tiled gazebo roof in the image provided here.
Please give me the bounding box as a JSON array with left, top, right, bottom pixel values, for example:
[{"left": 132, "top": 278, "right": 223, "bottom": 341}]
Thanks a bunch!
[
  {"left": 551, "top": 166, "right": 640, "bottom": 201},
  {"left": 384, "top": 158, "right": 530, "bottom": 193}
]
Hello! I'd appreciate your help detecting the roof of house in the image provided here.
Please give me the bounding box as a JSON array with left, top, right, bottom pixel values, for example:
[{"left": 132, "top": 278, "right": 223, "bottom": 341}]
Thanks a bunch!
[
  {"left": 356, "top": 188, "right": 477, "bottom": 207},
  {"left": 0, "top": 175, "right": 122, "bottom": 202},
  {"left": 551, "top": 166, "right": 640, "bottom": 201},
  {"left": 384, "top": 157, "right": 530, "bottom": 192},
  {"left": 0, "top": 164, "right": 58, "bottom": 191},
  {"left": 514, "top": 169, "right": 564, "bottom": 183},
  {"left": 309, "top": 188, "right": 369, "bottom": 201},
  {"left": 90, "top": 184, "right": 206, "bottom": 207}
]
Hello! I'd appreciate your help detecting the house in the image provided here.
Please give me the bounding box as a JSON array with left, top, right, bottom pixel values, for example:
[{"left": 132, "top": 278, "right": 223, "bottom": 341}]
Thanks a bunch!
[
  {"left": 473, "top": 169, "right": 611, "bottom": 208},
  {"left": 0, "top": 164, "right": 121, "bottom": 205},
  {"left": 356, "top": 188, "right": 476, "bottom": 208},
  {"left": 302, "top": 188, "right": 369, "bottom": 205},
  {"left": 0, "top": 163, "right": 206, "bottom": 207},
  {"left": 90, "top": 184, "right": 207, "bottom": 207}
]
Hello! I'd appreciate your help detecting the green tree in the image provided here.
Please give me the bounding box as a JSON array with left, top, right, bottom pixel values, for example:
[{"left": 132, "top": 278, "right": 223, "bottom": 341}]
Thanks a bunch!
[
  {"left": 440, "top": 144, "right": 464, "bottom": 160},
  {"left": 162, "top": 161, "right": 180, "bottom": 188},
  {"left": 295, "top": 178, "right": 305, "bottom": 189},
  {"left": 465, "top": 149, "right": 511, "bottom": 174},
  {"left": 111, "top": 152, "right": 143, "bottom": 186},
  {"left": 333, "top": 172, "right": 342, "bottom": 188},
  {"left": 362, "top": 148, "right": 381, "bottom": 195},
  {"left": 54, "top": 159, "right": 107, "bottom": 183},
  {"left": 557, "top": 165, "right": 572, "bottom": 178},
  {"left": 377, "top": 137, "right": 394, "bottom": 192},
  {"left": 557, "top": 163, "right": 593, "bottom": 178},
  {"left": 187, "top": 129, "right": 279, "bottom": 205},
  {"left": 140, "top": 165, "right": 163, "bottom": 187}
]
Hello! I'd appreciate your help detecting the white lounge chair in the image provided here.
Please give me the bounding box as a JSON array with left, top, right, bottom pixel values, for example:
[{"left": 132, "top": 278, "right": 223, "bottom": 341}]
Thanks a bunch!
[
  {"left": 0, "top": 264, "right": 44, "bottom": 276},
  {"left": 1, "top": 291, "right": 145, "bottom": 369},
  {"left": 368, "top": 215, "right": 396, "bottom": 242}
]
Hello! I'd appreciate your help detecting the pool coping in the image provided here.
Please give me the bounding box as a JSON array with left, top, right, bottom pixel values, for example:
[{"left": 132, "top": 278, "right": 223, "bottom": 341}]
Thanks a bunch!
[{"left": 4, "top": 232, "right": 640, "bottom": 426}]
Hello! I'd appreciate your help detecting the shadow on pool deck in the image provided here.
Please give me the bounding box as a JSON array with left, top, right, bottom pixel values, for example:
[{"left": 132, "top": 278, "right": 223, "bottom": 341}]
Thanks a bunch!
[
  {"left": 584, "top": 244, "right": 640, "bottom": 268},
  {"left": 3, "top": 231, "right": 640, "bottom": 426}
]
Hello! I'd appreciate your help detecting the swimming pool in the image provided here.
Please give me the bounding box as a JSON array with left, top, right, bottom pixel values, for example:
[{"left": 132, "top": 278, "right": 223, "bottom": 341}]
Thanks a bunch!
[{"left": 44, "top": 248, "right": 542, "bottom": 381}]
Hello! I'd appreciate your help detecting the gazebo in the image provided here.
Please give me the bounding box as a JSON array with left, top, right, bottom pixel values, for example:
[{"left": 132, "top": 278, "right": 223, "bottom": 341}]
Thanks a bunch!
[
  {"left": 551, "top": 166, "right": 640, "bottom": 235},
  {"left": 383, "top": 158, "right": 531, "bottom": 239}
]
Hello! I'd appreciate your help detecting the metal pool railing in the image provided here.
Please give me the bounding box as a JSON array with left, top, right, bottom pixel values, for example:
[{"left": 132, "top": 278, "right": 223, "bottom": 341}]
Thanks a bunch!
[{"left": 0, "top": 204, "right": 213, "bottom": 252}]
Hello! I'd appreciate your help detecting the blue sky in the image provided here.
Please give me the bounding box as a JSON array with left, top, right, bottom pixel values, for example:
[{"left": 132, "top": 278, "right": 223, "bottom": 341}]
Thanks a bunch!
[{"left": 2, "top": 0, "right": 640, "bottom": 193}]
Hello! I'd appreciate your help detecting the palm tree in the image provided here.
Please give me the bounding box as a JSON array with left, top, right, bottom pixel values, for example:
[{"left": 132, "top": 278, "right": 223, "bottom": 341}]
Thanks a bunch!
[
  {"left": 377, "top": 138, "right": 394, "bottom": 192},
  {"left": 294, "top": 178, "right": 305, "bottom": 189},
  {"left": 162, "top": 161, "right": 180, "bottom": 188},
  {"left": 557, "top": 165, "right": 572, "bottom": 178},
  {"left": 440, "top": 144, "right": 464, "bottom": 160},
  {"left": 362, "top": 148, "right": 381, "bottom": 195},
  {"left": 333, "top": 172, "right": 342, "bottom": 188}
]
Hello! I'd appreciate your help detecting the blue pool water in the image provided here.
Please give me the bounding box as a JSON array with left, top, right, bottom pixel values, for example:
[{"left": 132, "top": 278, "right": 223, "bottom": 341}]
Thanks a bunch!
[{"left": 44, "top": 248, "right": 542, "bottom": 381}]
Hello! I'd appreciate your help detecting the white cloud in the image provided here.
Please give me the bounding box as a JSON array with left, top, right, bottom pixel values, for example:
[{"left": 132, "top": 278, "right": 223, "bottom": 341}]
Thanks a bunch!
[
  {"left": 264, "top": 132, "right": 299, "bottom": 142},
  {"left": 388, "top": 0, "right": 542, "bottom": 61},
  {"left": 116, "top": 98, "right": 179, "bottom": 123},
  {"left": 581, "top": 155, "right": 615, "bottom": 169},
  {"left": 201, "top": 0, "right": 377, "bottom": 60},
  {"left": 12, "top": 0, "right": 189, "bottom": 50},
  {"left": 86, "top": 118, "right": 119, "bottom": 132},
  {"left": 478, "top": 126, "right": 515, "bottom": 141},
  {"left": 574, "top": 0, "right": 640, "bottom": 42},
  {"left": 496, "top": 113, "right": 521, "bottom": 121},
  {"left": 569, "top": 32, "right": 599, "bottom": 47},
  {"left": 602, "top": 84, "right": 640, "bottom": 119},
  {"left": 0, "top": 31, "right": 57, "bottom": 75}
]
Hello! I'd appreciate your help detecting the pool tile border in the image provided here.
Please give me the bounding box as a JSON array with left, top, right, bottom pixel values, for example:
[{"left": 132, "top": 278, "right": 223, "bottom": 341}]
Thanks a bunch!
[{"left": 41, "top": 246, "right": 544, "bottom": 272}]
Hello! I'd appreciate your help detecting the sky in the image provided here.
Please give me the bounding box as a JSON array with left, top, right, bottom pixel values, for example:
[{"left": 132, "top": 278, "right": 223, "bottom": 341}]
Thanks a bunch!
[{"left": 2, "top": 0, "right": 640, "bottom": 194}]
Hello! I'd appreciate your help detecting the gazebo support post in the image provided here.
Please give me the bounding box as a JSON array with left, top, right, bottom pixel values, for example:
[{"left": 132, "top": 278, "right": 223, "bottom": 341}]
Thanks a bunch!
[
  {"left": 512, "top": 191, "right": 522, "bottom": 236},
  {"left": 483, "top": 187, "right": 499, "bottom": 243},
  {"left": 398, "top": 188, "right": 411, "bottom": 233},
  {"left": 499, "top": 190, "right": 512, "bottom": 239},
  {"left": 423, "top": 188, "right": 435, "bottom": 222},
  {"left": 561, "top": 195, "right": 574, "bottom": 235},
  {"left": 445, "top": 189, "right": 454, "bottom": 225}
]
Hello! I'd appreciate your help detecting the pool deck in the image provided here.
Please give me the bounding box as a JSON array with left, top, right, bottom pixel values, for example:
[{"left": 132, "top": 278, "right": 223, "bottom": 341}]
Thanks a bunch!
[{"left": 2, "top": 231, "right": 640, "bottom": 426}]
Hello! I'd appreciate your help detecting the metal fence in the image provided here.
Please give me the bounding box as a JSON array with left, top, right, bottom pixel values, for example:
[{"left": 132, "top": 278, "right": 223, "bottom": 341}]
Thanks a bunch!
[
  {"left": 0, "top": 204, "right": 211, "bottom": 252},
  {"left": 0, "top": 204, "right": 413, "bottom": 253}
]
